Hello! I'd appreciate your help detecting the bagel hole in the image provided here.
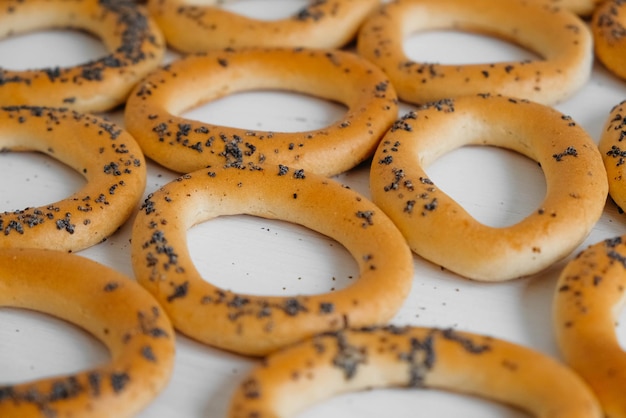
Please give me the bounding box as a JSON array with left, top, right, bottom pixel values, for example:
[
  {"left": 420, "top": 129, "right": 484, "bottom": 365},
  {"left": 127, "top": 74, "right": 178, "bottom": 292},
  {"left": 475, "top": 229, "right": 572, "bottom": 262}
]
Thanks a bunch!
[
  {"left": 181, "top": 90, "right": 348, "bottom": 133},
  {"left": 0, "top": 151, "right": 86, "bottom": 212},
  {"left": 0, "top": 29, "right": 107, "bottom": 70},
  {"left": 403, "top": 30, "right": 540, "bottom": 64},
  {"left": 214, "top": 0, "right": 310, "bottom": 20},
  {"left": 424, "top": 146, "right": 546, "bottom": 227},
  {"left": 187, "top": 215, "right": 358, "bottom": 296},
  {"left": 0, "top": 307, "right": 110, "bottom": 384},
  {"left": 297, "top": 386, "right": 529, "bottom": 418}
]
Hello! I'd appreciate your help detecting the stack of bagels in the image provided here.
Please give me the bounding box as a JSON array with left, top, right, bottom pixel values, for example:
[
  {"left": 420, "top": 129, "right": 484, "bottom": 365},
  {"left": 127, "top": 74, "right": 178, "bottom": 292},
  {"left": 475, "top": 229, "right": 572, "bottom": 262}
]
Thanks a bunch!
[{"left": 1, "top": 0, "right": 626, "bottom": 416}]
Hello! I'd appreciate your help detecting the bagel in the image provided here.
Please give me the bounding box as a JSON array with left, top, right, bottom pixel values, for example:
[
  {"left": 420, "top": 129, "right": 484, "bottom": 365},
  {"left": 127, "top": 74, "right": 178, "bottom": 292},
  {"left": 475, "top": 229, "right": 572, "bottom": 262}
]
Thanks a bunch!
[
  {"left": 146, "top": 0, "right": 379, "bottom": 52},
  {"left": 599, "top": 100, "right": 626, "bottom": 211},
  {"left": 0, "top": 105, "right": 146, "bottom": 252},
  {"left": 124, "top": 47, "right": 399, "bottom": 177},
  {"left": 0, "top": 247, "right": 175, "bottom": 418},
  {"left": 553, "top": 235, "right": 626, "bottom": 417},
  {"left": 0, "top": 0, "right": 165, "bottom": 112},
  {"left": 228, "top": 326, "right": 602, "bottom": 418},
  {"left": 370, "top": 94, "right": 608, "bottom": 281},
  {"left": 356, "top": 0, "right": 593, "bottom": 105},
  {"left": 130, "top": 164, "right": 414, "bottom": 356},
  {"left": 592, "top": 0, "right": 626, "bottom": 81}
]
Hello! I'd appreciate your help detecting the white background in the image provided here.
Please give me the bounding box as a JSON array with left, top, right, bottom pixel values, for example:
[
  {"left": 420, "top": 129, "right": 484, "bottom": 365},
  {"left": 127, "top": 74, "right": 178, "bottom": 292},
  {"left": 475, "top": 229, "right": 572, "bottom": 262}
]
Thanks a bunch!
[{"left": 1, "top": 1, "right": 626, "bottom": 417}]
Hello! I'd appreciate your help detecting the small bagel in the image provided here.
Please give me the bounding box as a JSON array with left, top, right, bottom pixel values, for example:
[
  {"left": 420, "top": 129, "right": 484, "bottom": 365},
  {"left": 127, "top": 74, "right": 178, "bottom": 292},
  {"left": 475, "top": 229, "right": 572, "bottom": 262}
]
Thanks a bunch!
[
  {"left": 592, "top": 0, "right": 626, "bottom": 81},
  {"left": 130, "top": 164, "right": 414, "bottom": 356},
  {"left": 0, "top": 248, "right": 175, "bottom": 418},
  {"left": 553, "top": 235, "right": 626, "bottom": 417},
  {"left": 356, "top": 0, "right": 593, "bottom": 105},
  {"left": 124, "top": 47, "right": 398, "bottom": 177},
  {"left": 228, "top": 326, "right": 602, "bottom": 418},
  {"left": 0, "top": 0, "right": 165, "bottom": 112},
  {"left": 0, "top": 105, "right": 146, "bottom": 252},
  {"left": 146, "top": 0, "right": 379, "bottom": 52},
  {"left": 598, "top": 100, "right": 626, "bottom": 211},
  {"left": 370, "top": 94, "right": 608, "bottom": 281}
]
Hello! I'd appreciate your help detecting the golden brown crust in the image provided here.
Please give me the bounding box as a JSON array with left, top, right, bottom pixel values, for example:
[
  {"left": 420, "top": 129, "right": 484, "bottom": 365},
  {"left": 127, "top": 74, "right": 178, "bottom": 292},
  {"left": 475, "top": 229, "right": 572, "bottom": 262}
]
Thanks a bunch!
[
  {"left": 0, "top": 248, "right": 175, "bottom": 418},
  {"left": 130, "top": 164, "right": 414, "bottom": 356},
  {"left": 124, "top": 47, "right": 399, "bottom": 177},
  {"left": 553, "top": 236, "right": 626, "bottom": 417},
  {"left": 370, "top": 95, "right": 608, "bottom": 281},
  {"left": 537, "top": 0, "right": 603, "bottom": 15},
  {"left": 592, "top": 0, "right": 626, "bottom": 81},
  {"left": 357, "top": 0, "right": 593, "bottom": 105},
  {"left": 228, "top": 326, "right": 602, "bottom": 418},
  {"left": 599, "top": 100, "right": 626, "bottom": 211},
  {"left": 0, "top": 105, "right": 147, "bottom": 252},
  {"left": 0, "top": 0, "right": 165, "bottom": 112},
  {"left": 146, "top": 0, "right": 380, "bottom": 52}
]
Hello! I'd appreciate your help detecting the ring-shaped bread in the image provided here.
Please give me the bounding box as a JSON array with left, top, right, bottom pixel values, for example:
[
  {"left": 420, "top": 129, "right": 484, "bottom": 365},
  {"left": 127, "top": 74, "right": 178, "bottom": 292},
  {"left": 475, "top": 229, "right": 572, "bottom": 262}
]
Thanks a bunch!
[
  {"left": 0, "top": 248, "right": 175, "bottom": 418},
  {"left": 553, "top": 235, "right": 626, "bottom": 417},
  {"left": 598, "top": 99, "right": 626, "bottom": 211},
  {"left": 370, "top": 94, "right": 608, "bottom": 281},
  {"left": 146, "top": 0, "right": 379, "bottom": 52},
  {"left": 0, "top": 105, "right": 147, "bottom": 252},
  {"left": 592, "top": 0, "right": 626, "bottom": 81},
  {"left": 356, "top": 0, "right": 593, "bottom": 105},
  {"left": 130, "top": 164, "right": 414, "bottom": 356},
  {"left": 0, "top": 0, "right": 165, "bottom": 112},
  {"left": 124, "top": 47, "right": 399, "bottom": 177},
  {"left": 228, "top": 326, "right": 602, "bottom": 418}
]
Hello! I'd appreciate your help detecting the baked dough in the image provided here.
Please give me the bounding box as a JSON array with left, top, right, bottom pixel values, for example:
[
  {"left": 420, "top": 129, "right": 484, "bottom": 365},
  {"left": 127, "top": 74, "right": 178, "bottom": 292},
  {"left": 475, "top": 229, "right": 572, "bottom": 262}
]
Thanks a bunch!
[
  {"left": 0, "top": 248, "right": 175, "bottom": 418},
  {"left": 357, "top": 0, "right": 593, "bottom": 105},
  {"left": 0, "top": 105, "right": 146, "bottom": 252},
  {"left": 554, "top": 235, "right": 626, "bottom": 418},
  {"left": 124, "top": 47, "right": 398, "bottom": 177},
  {"left": 228, "top": 326, "right": 602, "bottom": 418},
  {"left": 146, "top": 0, "right": 379, "bottom": 52},
  {"left": 0, "top": 0, "right": 165, "bottom": 112},
  {"left": 592, "top": 0, "right": 626, "bottom": 81},
  {"left": 370, "top": 94, "right": 608, "bottom": 281},
  {"left": 542, "top": 0, "right": 603, "bottom": 15},
  {"left": 131, "top": 164, "right": 414, "bottom": 356},
  {"left": 599, "top": 99, "right": 626, "bottom": 211}
]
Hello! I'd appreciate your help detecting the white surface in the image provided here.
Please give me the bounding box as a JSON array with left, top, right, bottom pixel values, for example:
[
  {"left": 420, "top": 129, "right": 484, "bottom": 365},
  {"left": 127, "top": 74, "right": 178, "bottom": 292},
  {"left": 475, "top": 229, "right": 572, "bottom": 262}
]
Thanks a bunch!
[{"left": 1, "top": 6, "right": 626, "bottom": 418}]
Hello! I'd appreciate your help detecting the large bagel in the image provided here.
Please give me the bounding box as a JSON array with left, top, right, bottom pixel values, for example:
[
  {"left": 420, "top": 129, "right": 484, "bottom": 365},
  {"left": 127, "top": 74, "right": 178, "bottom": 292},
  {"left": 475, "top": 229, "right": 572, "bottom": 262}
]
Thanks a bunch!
[
  {"left": 357, "top": 0, "right": 593, "bottom": 105},
  {"left": 0, "top": 248, "right": 175, "bottom": 418},
  {"left": 146, "top": 0, "right": 379, "bottom": 52},
  {"left": 229, "top": 326, "right": 601, "bottom": 418},
  {"left": 125, "top": 47, "right": 398, "bottom": 177},
  {"left": 370, "top": 94, "right": 608, "bottom": 281},
  {"left": 131, "top": 164, "right": 414, "bottom": 356},
  {"left": 0, "top": 0, "right": 165, "bottom": 112},
  {"left": 0, "top": 105, "right": 146, "bottom": 252}
]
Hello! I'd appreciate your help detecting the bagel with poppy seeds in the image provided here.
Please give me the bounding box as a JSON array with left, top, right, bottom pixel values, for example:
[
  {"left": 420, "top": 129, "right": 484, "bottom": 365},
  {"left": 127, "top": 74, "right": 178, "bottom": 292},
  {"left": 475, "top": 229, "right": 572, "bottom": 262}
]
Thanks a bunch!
[
  {"left": 554, "top": 235, "right": 626, "bottom": 418},
  {"left": 598, "top": 99, "right": 626, "bottom": 211},
  {"left": 0, "top": 0, "right": 165, "bottom": 112},
  {"left": 124, "top": 47, "right": 398, "bottom": 177},
  {"left": 370, "top": 94, "right": 608, "bottom": 281},
  {"left": 146, "top": 0, "right": 379, "bottom": 52},
  {"left": 131, "top": 164, "right": 414, "bottom": 356},
  {"left": 228, "top": 326, "right": 602, "bottom": 418},
  {"left": 0, "top": 105, "right": 146, "bottom": 252},
  {"left": 357, "top": 0, "right": 593, "bottom": 105},
  {"left": 0, "top": 248, "right": 175, "bottom": 418},
  {"left": 593, "top": 1, "right": 626, "bottom": 82}
]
